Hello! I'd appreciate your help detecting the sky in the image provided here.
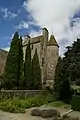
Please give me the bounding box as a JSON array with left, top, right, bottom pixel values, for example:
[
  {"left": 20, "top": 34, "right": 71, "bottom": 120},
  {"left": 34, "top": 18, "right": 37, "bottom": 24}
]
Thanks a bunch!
[{"left": 0, "top": 0, "right": 80, "bottom": 56}]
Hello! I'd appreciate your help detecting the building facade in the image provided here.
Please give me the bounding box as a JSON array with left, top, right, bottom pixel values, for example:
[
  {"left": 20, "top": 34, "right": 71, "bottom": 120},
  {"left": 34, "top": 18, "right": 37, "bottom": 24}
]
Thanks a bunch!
[
  {"left": 0, "top": 49, "right": 8, "bottom": 75},
  {"left": 23, "top": 28, "right": 59, "bottom": 88}
]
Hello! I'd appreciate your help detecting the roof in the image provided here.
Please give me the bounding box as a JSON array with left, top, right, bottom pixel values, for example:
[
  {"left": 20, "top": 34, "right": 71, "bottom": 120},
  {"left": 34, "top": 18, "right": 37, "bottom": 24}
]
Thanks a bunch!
[
  {"left": 23, "top": 34, "right": 59, "bottom": 47},
  {"left": 47, "top": 35, "right": 59, "bottom": 47},
  {"left": 23, "top": 35, "right": 43, "bottom": 46}
]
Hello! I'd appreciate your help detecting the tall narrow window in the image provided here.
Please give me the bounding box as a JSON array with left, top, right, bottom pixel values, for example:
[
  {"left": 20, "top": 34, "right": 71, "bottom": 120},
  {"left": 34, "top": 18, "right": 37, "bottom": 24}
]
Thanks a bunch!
[
  {"left": 42, "top": 57, "right": 44, "bottom": 66},
  {"left": 42, "top": 44, "right": 43, "bottom": 49},
  {"left": 32, "top": 44, "right": 33, "bottom": 49}
]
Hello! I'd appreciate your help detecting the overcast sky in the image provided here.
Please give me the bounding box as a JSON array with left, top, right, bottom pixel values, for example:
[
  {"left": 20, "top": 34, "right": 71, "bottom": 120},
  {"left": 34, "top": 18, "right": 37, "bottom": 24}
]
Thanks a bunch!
[{"left": 0, "top": 0, "right": 80, "bottom": 56}]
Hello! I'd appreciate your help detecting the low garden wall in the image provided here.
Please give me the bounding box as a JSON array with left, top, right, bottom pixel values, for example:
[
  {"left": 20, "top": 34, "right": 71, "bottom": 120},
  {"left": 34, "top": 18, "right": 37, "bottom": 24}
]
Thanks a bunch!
[{"left": 0, "top": 90, "right": 43, "bottom": 99}]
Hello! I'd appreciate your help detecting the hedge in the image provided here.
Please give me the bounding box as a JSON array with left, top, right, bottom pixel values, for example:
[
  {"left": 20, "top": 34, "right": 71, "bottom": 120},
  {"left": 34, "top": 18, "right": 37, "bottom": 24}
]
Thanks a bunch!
[{"left": 71, "top": 95, "right": 80, "bottom": 111}]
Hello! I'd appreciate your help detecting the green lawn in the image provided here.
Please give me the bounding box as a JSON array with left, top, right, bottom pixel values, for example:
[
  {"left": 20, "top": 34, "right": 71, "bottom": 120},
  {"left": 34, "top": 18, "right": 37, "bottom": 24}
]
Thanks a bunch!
[{"left": 42, "top": 101, "right": 69, "bottom": 108}]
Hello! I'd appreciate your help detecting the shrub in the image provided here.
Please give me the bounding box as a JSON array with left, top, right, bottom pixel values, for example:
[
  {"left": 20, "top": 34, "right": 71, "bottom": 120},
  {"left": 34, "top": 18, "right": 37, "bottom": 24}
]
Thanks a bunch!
[
  {"left": 71, "top": 95, "right": 80, "bottom": 111},
  {"left": 0, "top": 90, "right": 55, "bottom": 113}
]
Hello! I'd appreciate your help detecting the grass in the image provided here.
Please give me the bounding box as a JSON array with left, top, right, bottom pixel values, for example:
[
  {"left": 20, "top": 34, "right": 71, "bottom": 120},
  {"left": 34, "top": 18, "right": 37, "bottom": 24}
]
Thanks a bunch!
[{"left": 42, "top": 101, "right": 69, "bottom": 108}]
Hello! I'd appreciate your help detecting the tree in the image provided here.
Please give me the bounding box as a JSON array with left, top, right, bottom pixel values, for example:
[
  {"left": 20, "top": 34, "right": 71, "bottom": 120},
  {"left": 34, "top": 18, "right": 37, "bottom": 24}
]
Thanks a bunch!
[
  {"left": 53, "top": 57, "right": 64, "bottom": 99},
  {"left": 53, "top": 57, "right": 72, "bottom": 103},
  {"left": 63, "top": 38, "right": 80, "bottom": 85},
  {"left": 59, "top": 79, "right": 72, "bottom": 103},
  {"left": 31, "top": 49, "right": 41, "bottom": 90},
  {"left": 17, "top": 36, "right": 24, "bottom": 89},
  {"left": 24, "top": 41, "right": 31, "bottom": 89},
  {"left": 53, "top": 38, "right": 80, "bottom": 102},
  {"left": 4, "top": 32, "right": 23, "bottom": 89}
]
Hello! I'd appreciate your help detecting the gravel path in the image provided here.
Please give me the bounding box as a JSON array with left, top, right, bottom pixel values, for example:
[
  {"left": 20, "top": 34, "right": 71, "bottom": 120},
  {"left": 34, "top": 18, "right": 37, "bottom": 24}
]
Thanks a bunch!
[
  {"left": 0, "top": 107, "right": 80, "bottom": 120},
  {"left": 0, "top": 110, "right": 46, "bottom": 120}
]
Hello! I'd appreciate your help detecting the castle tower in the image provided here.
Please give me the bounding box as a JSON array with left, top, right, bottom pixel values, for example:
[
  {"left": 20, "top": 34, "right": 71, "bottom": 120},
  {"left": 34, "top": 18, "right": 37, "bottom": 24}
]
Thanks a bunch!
[
  {"left": 46, "top": 34, "right": 59, "bottom": 88},
  {"left": 40, "top": 28, "right": 48, "bottom": 87}
]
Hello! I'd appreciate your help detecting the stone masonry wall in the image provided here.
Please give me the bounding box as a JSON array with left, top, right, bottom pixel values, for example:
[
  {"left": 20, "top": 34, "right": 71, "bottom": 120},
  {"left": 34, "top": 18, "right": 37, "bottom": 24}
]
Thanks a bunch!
[
  {"left": 46, "top": 46, "right": 59, "bottom": 88},
  {"left": 0, "top": 90, "right": 43, "bottom": 99},
  {"left": 0, "top": 49, "right": 8, "bottom": 75}
]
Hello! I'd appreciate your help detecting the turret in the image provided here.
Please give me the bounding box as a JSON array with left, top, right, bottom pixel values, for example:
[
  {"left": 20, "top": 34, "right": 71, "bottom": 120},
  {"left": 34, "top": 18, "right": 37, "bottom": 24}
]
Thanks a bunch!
[
  {"left": 46, "top": 34, "right": 59, "bottom": 88},
  {"left": 42, "top": 28, "right": 48, "bottom": 44}
]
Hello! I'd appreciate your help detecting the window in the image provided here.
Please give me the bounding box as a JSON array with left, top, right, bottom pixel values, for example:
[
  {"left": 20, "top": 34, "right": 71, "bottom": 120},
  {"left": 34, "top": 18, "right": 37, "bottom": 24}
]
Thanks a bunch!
[
  {"left": 42, "top": 44, "right": 43, "bottom": 49},
  {"left": 31, "top": 44, "right": 33, "bottom": 50},
  {"left": 42, "top": 57, "right": 44, "bottom": 66},
  {"left": 32, "top": 44, "right": 33, "bottom": 49}
]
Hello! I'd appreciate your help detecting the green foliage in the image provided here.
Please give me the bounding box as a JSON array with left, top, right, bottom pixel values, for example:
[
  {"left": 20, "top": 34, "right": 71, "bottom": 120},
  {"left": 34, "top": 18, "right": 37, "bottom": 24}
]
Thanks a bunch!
[
  {"left": 43, "top": 101, "right": 68, "bottom": 108},
  {"left": 18, "top": 36, "right": 24, "bottom": 89},
  {"left": 24, "top": 41, "right": 32, "bottom": 89},
  {"left": 24, "top": 47, "right": 41, "bottom": 90},
  {"left": 54, "top": 57, "right": 63, "bottom": 99},
  {"left": 0, "top": 91, "right": 55, "bottom": 113},
  {"left": 54, "top": 38, "right": 80, "bottom": 102},
  {"left": 4, "top": 32, "right": 24, "bottom": 90},
  {"left": 4, "top": 32, "right": 19, "bottom": 89},
  {"left": 71, "top": 95, "right": 80, "bottom": 111},
  {"left": 31, "top": 49, "right": 42, "bottom": 90},
  {"left": 72, "top": 85, "right": 80, "bottom": 93},
  {"left": 63, "top": 38, "right": 80, "bottom": 85},
  {"left": 59, "top": 79, "right": 73, "bottom": 103},
  {"left": 54, "top": 57, "right": 72, "bottom": 103}
]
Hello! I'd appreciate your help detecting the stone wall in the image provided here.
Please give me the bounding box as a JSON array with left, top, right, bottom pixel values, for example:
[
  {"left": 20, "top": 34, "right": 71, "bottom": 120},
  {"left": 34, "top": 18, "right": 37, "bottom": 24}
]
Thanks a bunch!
[
  {"left": 0, "top": 49, "right": 8, "bottom": 75},
  {"left": 46, "top": 46, "right": 59, "bottom": 88},
  {"left": 0, "top": 90, "right": 43, "bottom": 99}
]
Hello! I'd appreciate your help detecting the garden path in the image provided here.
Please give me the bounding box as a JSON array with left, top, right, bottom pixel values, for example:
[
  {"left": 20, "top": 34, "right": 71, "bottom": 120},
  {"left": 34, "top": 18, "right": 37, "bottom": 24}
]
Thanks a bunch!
[{"left": 0, "top": 106, "right": 80, "bottom": 120}]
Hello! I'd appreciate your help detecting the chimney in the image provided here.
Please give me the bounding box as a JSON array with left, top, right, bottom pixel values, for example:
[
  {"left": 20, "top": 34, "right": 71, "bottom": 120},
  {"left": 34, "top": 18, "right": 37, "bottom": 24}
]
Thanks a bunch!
[
  {"left": 42, "top": 28, "right": 48, "bottom": 43},
  {"left": 24, "top": 35, "right": 30, "bottom": 40},
  {"left": 23, "top": 35, "right": 31, "bottom": 44}
]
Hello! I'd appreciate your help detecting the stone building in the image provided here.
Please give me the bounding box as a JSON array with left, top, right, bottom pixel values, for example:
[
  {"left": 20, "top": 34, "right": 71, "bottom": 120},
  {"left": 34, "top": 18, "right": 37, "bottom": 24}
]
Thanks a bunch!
[
  {"left": 23, "top": 28, "right": 59, "bottom": 88},
  {"left": 0, "top": 49, "right": 8, "bottom": 75}
]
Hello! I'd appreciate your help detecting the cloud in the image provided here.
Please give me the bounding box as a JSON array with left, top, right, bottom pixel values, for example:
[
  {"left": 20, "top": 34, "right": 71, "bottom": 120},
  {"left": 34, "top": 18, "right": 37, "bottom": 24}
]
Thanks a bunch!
[
  {"left": 29, "top": 29, "right": 41, "bottom": 37},
  {"left": 23, "top": 0, "right": 80, "bottom": 56},
  {"left": 2, "top": 47, "right": 10, "bottom": 52},
  {"left": 1, "top": 8, "right": 19, "bottom": 19},
  {"left": 15, "top": 21, "right": 29, "bottom": 29}
]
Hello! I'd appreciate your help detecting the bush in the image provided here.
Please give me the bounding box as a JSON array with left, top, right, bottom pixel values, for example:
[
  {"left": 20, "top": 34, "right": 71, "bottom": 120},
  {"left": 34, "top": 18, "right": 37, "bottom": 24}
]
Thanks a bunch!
[
  {"left": 71, "top": 95, "right": 80, "bottom": 111},
  {"left": 71, "top": 85, "right": 80, "bottom": 94},
  {"left": 0, "top": 90, "right": 55, "bottom": 113}
]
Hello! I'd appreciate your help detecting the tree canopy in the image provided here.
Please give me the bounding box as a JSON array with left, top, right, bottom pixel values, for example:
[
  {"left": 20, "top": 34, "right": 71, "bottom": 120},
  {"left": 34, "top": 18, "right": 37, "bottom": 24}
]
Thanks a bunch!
[{"left": 4, "top": 32, "right": 24, "bottom": 89}]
